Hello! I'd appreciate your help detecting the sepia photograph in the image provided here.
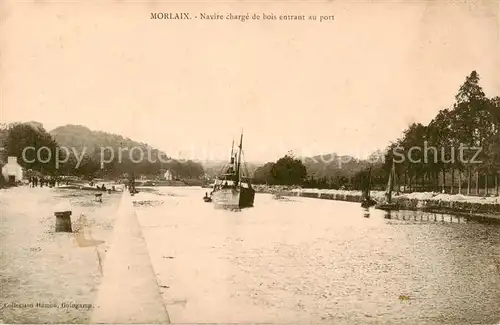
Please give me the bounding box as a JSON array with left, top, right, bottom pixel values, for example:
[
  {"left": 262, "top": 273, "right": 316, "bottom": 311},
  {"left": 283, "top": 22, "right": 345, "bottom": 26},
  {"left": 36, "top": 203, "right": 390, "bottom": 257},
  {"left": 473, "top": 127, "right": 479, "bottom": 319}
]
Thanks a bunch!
[{"left": 1, "top": 0, "right": 499, "bottom": 324}]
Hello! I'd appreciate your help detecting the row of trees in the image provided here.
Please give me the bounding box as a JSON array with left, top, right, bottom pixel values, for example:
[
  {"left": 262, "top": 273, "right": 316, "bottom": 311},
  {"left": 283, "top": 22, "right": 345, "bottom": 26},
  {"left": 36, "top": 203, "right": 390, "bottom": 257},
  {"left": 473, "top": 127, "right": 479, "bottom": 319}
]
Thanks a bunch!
[
  {"left": 1, "top": 123, "right": 205, "bottom": 181},
  {"left": 354, "top": 71, "right": 500, "bottom": 195},
  {"left": 252, "top": 71, "right": 499, "bottom": 196}
]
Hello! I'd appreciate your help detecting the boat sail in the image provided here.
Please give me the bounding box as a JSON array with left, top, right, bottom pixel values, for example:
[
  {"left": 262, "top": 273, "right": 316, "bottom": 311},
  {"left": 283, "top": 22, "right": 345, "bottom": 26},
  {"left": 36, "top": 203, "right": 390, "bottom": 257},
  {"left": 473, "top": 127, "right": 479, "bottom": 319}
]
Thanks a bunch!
[
  {"left": 210, "top": 133, "right": 255, "bottom": 209},
  {"left": 375, "top": 159, "right": 399, "bottom": 210}
]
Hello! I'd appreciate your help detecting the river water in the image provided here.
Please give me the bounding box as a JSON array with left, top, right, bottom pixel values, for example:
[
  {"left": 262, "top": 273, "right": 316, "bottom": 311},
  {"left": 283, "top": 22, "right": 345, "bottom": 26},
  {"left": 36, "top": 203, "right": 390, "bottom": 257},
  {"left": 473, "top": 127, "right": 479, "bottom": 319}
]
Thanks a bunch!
[{"left": 132, "top": 186, "right": 500, "bottom": 324}]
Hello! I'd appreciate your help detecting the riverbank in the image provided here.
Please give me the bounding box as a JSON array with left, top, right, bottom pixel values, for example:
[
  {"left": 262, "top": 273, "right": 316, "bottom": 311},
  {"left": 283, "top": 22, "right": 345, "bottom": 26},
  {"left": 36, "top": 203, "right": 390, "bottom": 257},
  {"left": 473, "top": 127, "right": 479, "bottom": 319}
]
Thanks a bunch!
[{"left": 252, "top": 185, "right": 500, "bottom": 220}]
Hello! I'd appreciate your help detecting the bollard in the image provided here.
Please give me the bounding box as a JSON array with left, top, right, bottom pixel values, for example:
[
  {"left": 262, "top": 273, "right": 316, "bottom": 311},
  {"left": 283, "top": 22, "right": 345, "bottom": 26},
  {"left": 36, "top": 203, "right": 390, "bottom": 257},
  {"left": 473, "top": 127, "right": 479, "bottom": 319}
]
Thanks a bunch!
[{"left": 55, "top": 211, "right": 72, "bottom": 232}]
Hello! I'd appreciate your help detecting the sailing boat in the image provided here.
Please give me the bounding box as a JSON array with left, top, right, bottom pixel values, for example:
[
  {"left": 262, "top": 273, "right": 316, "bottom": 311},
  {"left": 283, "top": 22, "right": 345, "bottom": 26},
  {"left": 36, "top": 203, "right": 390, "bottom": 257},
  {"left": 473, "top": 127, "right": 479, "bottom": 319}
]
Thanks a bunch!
[
  {"left": 360, "top": 166, "right": 376, "bottom": 208},
  {"left": 210, "top": 133, "right": 255, "bottom": 209},
  {"left": 375, "top": 159, "right": 400, "bottom": 211}
]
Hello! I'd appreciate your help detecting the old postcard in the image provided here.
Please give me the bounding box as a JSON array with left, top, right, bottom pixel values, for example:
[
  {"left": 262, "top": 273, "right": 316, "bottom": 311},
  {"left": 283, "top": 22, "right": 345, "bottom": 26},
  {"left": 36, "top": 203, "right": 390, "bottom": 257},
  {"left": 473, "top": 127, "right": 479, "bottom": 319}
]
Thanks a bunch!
[{"left": 1, "top": 0, "right": 499, "bottom": 324}]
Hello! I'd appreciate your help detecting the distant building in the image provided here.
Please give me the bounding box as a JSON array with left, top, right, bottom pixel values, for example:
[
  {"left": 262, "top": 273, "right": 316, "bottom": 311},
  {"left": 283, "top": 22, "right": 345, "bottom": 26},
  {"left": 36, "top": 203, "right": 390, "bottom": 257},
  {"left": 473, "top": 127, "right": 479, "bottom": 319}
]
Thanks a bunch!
[
  {"left": 164, "top": 169, "right": 173, "bottom": 181},
  {"left": 1, "top": 156, "right": 23, "bottom": 184}
]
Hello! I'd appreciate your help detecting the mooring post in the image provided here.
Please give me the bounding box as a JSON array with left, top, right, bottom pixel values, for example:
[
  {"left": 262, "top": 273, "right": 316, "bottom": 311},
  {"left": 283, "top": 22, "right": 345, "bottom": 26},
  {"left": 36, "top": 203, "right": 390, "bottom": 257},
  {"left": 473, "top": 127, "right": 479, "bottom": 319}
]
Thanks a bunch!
[{"left": 55, "top": 211, "right": 72, "bottom": 232}]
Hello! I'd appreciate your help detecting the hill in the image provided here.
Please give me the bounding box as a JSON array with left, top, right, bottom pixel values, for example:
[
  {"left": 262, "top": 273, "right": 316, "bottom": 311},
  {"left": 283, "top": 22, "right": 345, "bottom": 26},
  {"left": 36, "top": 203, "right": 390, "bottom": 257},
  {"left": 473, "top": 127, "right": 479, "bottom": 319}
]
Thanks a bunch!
[
  {"left": 50, "top": 125, "right": 162, "bottom": 156},
  {"left": 302, "top": 153, "right": 373, "bottom": 179},
  {"left": 49, "top": 124, "right": 206, "bottom": 180},
  {"left": 251, "top": 151, "right": 387, "bottom": 188}
]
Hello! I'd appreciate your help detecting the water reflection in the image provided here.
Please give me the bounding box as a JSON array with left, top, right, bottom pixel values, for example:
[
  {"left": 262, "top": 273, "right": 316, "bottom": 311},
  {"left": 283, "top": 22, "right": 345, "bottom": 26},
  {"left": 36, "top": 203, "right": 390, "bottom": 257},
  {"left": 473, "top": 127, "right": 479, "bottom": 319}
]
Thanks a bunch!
[{"left": 378, "top": 208, "right": 500, "bottom": 225}]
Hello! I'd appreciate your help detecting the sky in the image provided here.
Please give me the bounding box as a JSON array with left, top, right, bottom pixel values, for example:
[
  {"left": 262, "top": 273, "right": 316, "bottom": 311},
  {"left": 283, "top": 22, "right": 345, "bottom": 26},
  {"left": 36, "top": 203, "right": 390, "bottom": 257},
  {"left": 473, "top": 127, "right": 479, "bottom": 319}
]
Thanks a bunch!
[{"left": 1, "top": 0, "right": 499, "bottom": 162}]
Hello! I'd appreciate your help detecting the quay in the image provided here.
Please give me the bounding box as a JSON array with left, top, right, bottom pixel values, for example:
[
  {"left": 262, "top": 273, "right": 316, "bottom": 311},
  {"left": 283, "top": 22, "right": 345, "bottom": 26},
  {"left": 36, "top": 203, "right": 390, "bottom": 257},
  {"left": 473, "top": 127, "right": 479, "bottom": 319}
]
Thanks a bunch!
[
  {"left": 91, "top": 192, "right": 170, "bottom": 323},
  {"left": 253, "top": 185, "right": 500, "bottom": 220}
]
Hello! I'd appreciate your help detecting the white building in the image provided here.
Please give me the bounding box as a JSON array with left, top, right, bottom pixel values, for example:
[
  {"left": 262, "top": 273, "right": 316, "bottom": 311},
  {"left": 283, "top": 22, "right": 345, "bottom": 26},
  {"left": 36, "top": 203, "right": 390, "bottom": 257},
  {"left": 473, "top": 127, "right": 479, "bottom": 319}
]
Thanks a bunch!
[
  {"left": 164, "top": 169, "right": 173, "bottom": 181},
  {"left": 1, "top": 156, "right": 23, "bottom": 184}
]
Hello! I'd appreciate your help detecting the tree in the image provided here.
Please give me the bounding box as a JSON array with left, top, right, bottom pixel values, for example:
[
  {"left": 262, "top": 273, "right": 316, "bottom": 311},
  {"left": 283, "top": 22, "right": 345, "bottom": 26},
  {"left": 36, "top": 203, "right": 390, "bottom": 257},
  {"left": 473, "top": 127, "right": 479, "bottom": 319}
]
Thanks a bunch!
[
  {"left": 455, "top": 70, "right": 485, "bottom": 104},
  {"left": 253, "top": 162, "right": 275, "bottom": 184},
  {"left": 4, "top": 123, "right": 59, "bottom": 174},
  {"left": 270, "top": 155, "right": 307, "bottom": 185},
  {"left": 162, "top": 159, "right": 204, "bottom": 179}
]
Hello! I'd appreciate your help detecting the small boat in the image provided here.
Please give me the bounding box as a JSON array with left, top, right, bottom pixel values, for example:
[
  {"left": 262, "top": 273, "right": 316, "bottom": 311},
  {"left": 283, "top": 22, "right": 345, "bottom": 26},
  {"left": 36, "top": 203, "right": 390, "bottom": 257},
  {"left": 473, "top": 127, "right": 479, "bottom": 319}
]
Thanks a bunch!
[
  {"left": 203, "top": 192, "right": 212, "bottom": 202},
  {"left": 361, "top": 198, "right": 377, "bottom": 208},
  {"left": 273, "top": 193, "right": 294, "bottom": 202},
  {"left": 210, "top": 133, "right": 255, "bottom": 209}
]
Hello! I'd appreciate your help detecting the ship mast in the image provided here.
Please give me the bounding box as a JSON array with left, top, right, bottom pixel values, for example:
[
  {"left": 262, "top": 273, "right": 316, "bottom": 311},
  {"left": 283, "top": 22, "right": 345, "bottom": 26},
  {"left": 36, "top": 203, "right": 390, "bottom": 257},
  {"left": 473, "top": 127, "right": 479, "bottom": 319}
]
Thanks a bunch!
[
  {"left": 235, "top": 133, "right": 243, "bottom": 184},
  {"left": 230, "top": 138, "right": 235, "bottom": 164},
  {"left": 363, "top": 165, "right": 372, "bottom": 201},
  {"left": 385, "top": 160, "right": 395, "bottom": 203}
]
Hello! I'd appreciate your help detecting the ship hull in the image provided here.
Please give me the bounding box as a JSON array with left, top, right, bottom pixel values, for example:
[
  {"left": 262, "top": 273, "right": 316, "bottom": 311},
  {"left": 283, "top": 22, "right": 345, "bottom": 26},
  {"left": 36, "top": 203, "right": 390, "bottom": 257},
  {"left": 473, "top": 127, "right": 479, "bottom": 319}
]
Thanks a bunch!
[{"left": 211, "top": 187, "right": 255, "bottom": 209}]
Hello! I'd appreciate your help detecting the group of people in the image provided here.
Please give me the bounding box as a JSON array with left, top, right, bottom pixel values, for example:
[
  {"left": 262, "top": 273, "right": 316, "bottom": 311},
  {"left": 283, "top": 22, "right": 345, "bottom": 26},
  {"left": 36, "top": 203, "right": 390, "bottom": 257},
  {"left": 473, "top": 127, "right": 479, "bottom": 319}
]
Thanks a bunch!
[
  {"left": 29, "top": 176, "right": 60, "bottom": 188},
  {"left": 124, "top": 177, "right": 137, "bottom": 194}
]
